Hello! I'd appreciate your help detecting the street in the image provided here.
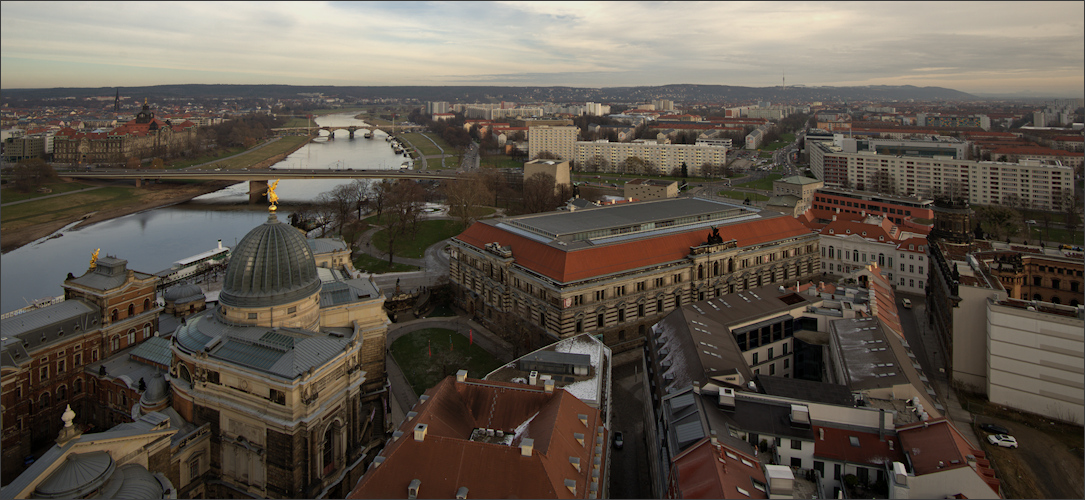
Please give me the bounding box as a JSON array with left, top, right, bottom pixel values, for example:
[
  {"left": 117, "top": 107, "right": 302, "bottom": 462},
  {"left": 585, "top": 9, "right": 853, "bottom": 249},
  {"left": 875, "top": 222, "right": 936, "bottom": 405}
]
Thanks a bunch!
[{"left": 607, "top": 351, "right": 654, "bottom": 499}]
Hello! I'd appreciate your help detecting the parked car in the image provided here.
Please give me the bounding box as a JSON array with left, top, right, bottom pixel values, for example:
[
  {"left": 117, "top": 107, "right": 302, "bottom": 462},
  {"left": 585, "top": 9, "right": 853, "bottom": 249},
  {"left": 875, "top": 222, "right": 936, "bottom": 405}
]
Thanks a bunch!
[
  {"left": 612, "top": 431, "right": 624, "bottom": 450},
  {"left": 902, "top": 298, "right": 912, "bottom": 309},
  {"left": 979, "top": 423, "right": 1010, "bottom": 435},
  {"left": 987, "top": 434, "right": 1018, "bottom": 448}
]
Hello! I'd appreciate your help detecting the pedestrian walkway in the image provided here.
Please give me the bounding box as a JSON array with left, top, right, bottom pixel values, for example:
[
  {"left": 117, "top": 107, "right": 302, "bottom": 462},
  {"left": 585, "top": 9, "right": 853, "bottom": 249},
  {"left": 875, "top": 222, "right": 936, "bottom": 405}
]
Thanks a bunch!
[{"left": 1, "top": 186, "right": 104, "bottom": 207}]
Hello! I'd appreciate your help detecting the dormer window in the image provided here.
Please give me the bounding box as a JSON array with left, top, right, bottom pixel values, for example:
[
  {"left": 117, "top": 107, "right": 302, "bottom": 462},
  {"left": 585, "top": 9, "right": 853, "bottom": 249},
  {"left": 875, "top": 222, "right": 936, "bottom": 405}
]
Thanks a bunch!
[
  {"left": 879, "top": 236, "right": 884, "bottom": 241},
  {"left": 829, "top": 229, "right": 834, "bottom": 234}
]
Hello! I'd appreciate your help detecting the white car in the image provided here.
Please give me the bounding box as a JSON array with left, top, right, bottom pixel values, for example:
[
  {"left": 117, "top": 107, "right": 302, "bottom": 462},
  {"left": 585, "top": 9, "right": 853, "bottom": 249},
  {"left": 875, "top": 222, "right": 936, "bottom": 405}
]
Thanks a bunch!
[{"left": 987, "top": 434, "right": 1018, "bottom": 448}]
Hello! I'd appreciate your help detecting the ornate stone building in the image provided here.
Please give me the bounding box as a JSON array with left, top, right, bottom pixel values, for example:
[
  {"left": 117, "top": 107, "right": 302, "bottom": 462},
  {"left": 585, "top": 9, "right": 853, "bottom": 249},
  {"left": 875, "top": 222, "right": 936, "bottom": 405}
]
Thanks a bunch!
[
  {"left": 169, "top": 210, "right": 389, "bottom": 498},
  {"left": 1, "top": 256, "right": 161, "bottom": 484},
  {"left": 53, "top": 100, "right": 198, "bottom": 165},
  {"left": 449, "top": 198, "right": 820, "bottom": 351}
]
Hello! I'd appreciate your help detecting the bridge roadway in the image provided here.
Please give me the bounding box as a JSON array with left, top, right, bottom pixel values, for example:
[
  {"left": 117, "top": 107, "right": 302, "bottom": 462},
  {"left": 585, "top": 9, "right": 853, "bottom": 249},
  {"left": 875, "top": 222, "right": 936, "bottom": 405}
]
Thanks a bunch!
[{"left": 60, "top": 168, "right": 459, "bottom": 202}]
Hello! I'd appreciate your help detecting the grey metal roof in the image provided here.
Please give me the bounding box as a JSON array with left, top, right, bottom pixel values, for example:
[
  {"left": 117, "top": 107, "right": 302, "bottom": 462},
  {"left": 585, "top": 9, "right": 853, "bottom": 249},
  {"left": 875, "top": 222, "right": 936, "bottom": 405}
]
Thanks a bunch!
[
  {"left": 220, "top": 213, "right": 321, "bottom": 308},
  {"left": 0, "top": 299, "right": 96, "bottom": 338},
  {"left": 172, "top": 311, "right": 351, "bottom": 380},
  {"left": 129, "top": 336, "right": 172, "bottom": 368},
  {"left": 2, "top": 300, "right": 99, "bottom": 368},
  {"left": 163, "top": 283, "right": 204, "bottom": 303},
  {"left": 32, "top": 450, "right": 114, "bottom": 499},
  {"left": 674, "top": 421, "right": 706, "bottom": 448},
  {"left": 320, "top": 278, "right": 381, "bottom": 308},
  {"left": 755, "top": 375, "right": 855, "bottom": 407},
  {"left": 497, "top": 197, "right": 759, "bottom": 242},
  {"left": 66, "top": 257, "right": 153, "bottom": 291},
  {"left": 95, "top": 463, "right": 168, "bottom": 499},
  {"left": 308, "top": 238, "right": 348, "bottom": 255},
  {"left": 829, "top": 317, "right": 910, "bottom": 391}
]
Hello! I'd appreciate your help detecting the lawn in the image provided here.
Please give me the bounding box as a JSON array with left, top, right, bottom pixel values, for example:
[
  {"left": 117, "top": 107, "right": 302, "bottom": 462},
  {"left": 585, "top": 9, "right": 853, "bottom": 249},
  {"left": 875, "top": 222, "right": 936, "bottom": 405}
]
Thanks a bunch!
[
  {"left": 371, "top": 219, "right": 465, "bottom": 259},
  {"left": 0, "top": 181, "right": 95, "bottom": 203},
  {"left": 310, "top": 107, "right": 369, "bottom": 116},
  {"left": 390, "top": 328, "right": 506, "bottom": 396},
  {"left": 0, "top": 186, "right": 141, "bottom": 232},
  {"left": 717, "top": 190, "right": 769, "bottom": 202},
  {"left": 282, "top": 117, "right": 312, "bottom": 128},
  {"left": 198, "top": 136, "right": 310, "bottom": 170},
  {"left": 167, "top": 146, "right": 246, "bottom": 169},
  {"left": 735, "top": 173, "right": 782, "bottom": 191},
  {"left": 400, "top": 132, "right": 452, "bottom": 157},
  {"left": 352, "top": 252, "right": 420, "bottom": 274}
]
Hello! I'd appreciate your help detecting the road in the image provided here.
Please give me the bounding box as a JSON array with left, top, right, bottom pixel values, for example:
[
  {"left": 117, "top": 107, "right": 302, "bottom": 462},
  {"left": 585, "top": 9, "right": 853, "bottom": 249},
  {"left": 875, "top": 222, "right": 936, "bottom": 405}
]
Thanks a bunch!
[{"left": 607, "top": 351, "right": 654, "bottom": 499}]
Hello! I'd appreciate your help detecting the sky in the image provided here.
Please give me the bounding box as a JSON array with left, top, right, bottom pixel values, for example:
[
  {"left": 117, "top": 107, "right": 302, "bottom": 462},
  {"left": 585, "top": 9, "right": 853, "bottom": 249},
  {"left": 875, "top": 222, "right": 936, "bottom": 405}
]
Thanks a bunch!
[{"left": 2, "top": 1, "right": 1083, "bottom": 97}]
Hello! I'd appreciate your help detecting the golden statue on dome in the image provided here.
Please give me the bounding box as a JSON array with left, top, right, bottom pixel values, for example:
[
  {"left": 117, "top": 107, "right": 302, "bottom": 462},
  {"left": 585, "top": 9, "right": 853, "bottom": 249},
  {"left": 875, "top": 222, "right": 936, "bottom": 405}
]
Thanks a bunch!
[
  {"left": 89, "top": 248, "right": 100, "bottom": 269},
  {"left": 265, "top": 180, "right": 280, "bottom": 211}
]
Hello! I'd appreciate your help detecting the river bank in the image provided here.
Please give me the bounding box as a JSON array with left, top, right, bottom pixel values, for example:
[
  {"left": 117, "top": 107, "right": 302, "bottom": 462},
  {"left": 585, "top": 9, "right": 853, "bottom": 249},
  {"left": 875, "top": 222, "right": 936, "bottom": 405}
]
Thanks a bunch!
[{"left": 0, "top": 180, "right": 235, "bottom": 254}]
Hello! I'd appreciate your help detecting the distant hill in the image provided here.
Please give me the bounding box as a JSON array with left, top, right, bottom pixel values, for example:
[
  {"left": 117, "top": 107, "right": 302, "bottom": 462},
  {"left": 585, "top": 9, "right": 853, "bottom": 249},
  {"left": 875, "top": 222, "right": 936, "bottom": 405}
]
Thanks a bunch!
[{"left": 0, "top": 83, "right": 977, "bottom": 103}]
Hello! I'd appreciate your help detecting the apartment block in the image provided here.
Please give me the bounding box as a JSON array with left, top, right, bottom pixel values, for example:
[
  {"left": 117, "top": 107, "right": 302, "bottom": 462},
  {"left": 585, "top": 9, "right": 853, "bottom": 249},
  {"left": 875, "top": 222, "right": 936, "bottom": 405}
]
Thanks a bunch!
[
  {"left": 573, "top": 140, "right": 728, "bottom": 175},
  {"left": 528, "top": 125, "right": 577, "bottom": 161}
]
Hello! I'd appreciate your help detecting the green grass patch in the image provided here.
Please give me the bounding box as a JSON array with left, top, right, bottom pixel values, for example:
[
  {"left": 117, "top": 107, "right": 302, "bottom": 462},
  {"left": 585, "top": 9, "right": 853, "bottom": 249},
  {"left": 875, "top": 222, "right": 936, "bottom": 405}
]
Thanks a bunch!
[
  {"left": 282, "top": 117, "right": 312, "bottom": 128},
  {"left": 717, "top": 190, "right": 769, "bottom": 202},
  {"left": 735, "top": 174, "right": 782, "bottom": 191},
  {"left": 310, "top": 107, "right": 368, "bottom": 116},
  {"left": 352, "top": 252, "right": 420, "bottom": 274},
  {"left": 371, "top": 219, "right": 464, "bottom": 259},
  {"left": 390, "top": 328, "right": 506, "bottom": 396},
  {"left": 0, "top": 181, "right": 95, "bottom": 203},
  {"left": 480, "top": 155, "right": 525, "bottom": 169},
  {"left": 1022, "top": 225, "right": 1081, "bottom": 246},
  {"left": 400, "top": 132, "right": 458, "bottom": 157},
  {"left": 167, "top": 147, "right": 246, "bottom": 169},
  {"left": 0, "top": 186, "right": 142, "bottom": 231},
  {"left": 200, "top": 136, "right": 310, "bottom": 170}
]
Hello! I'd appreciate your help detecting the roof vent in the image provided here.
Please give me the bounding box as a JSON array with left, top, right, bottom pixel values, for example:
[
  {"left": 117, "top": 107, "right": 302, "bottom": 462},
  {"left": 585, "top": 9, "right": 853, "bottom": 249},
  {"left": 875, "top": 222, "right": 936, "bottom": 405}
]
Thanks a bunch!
[
  {"left": 456, "top": 486, "right": 469, "bottom": 499},
  {"left": 529, "top": 370, "right": 539, "bottom": 385},
  {"left": 414, "top": 423, "right": 428, "bottom": 442},
  {"left": 521, "top": 438, "right": 534, "bottom": 457},
  {"left": 790, "top": 404, "right": 811, "bottom": 428},
  {"left": 408, "top": 479, "right": 421, "bottom": 499},
  {"left": 719, "top": 387, "right": 736, "bottom": 410},
  {"left": 456, "top": 369, "right": 468, "bottom": 382},
  {"left": 544, "top": 379, "right": 555, "bottom": 393}
]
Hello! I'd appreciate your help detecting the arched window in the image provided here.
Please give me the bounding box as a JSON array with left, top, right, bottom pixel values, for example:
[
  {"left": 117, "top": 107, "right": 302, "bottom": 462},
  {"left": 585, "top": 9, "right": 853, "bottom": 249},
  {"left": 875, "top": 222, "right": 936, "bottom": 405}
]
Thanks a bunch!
[
  {"left": 1071, "top": 299, "right": 1080, "bottom": 307},
  {"left": 323, "top": 427, "right": 336, "bottom": 475},
  {"left": 110, "top": 309, "right": 118, "bottom": 322},
  {"left": 143, "top": 298, "right": 151, "bottom": 311},
  {"left": 713, "top": 262, "right": 720, "bottom": 276},
  {"left": 74, "top": 378, "right": 83, "bottom": 394},
  {"left": 1051, "top": 296, "right": 1061, "bottom": 305},
  {"left": 697, "top": 265, "right": 704, "bottom": 280},
  {"left": 879, "top": 253, "right": 885, "bottom": 266},
  {"left": 828, "top": 247, "right": 835, "bottom": 259},
  {"left": 179, "top": 364, "right": 192, "bottom": 385},
  {"left": 728, "top": 259, "right": 735, "bottom": 273},
  {"left": 127, "top": 304, "right": 135, "bottom": 317},
  {"left": 1033, "top": 294, "right": 1042, "bottom": 301},
  {"left": 57, "top": 385, "right": 67, "bottom": 401},
  {"left": 39, "top": 391, "right": 50, "bottom": 409}
]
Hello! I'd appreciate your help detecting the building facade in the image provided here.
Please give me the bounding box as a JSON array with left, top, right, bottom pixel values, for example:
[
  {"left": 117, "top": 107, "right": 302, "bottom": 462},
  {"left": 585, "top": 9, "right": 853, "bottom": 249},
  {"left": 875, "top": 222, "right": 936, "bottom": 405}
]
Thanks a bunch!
[
  {"left": 449, "top": 198, "right": 820, "bottom": 350},
  {"left": 53, "top": 101, "right": 198, "bottom": 165},
  {"left": 573, "top": 140, "right": 728, "bottom": 176},
  {"left": 528, "top": 125, "right": 578, "bottom": 161}
]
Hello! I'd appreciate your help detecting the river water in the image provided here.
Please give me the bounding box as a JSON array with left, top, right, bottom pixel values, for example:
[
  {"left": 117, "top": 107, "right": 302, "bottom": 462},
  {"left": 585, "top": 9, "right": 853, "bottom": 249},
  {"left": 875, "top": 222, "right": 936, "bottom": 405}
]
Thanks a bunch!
[{"left": 1, "top": 113, "right": 408, "bottom": 314}]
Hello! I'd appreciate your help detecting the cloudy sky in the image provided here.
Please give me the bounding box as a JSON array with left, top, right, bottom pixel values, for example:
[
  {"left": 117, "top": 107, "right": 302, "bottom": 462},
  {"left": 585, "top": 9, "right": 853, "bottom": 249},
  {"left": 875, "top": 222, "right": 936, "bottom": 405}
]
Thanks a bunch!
[{"left": 2, "top": 1, "right": 1082, "bottom": 96}]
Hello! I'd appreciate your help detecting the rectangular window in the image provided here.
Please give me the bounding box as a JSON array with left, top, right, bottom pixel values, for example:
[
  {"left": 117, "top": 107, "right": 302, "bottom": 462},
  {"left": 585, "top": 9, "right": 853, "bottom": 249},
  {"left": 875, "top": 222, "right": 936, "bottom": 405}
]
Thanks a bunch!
[
  {"left": 791, "top": 439, "right": 802, "bottom": 450},
  {"left": 770, "top": 363, "right": 776, "bottom": 375},
  {"left": 248, "top": 313, "right": 258, "bottom": 319},
  {"left": 207, "top": 371, "right": 220, "bottom": 385},
  {"left": 791, "top": 457, "right": 802, "bottom": 468},
  {"left": 752, "top": 352, "right": 759, "bottom": 364},
  {"left": 40, "top": 366, "right": 49, "bottom": 381},
  {"left": 814, "top": 461, "right": 824, "bottom": 477},
  {"left": 287, "top": 306, "right": 297, "bottom": 314},
  {"left": 270, "top": 388, "right": 286, "bottom": 405},
  {"left": 784, "top": 358, "right": 790, "bottom": 369},
  {"left": 768, "top": 347, "right": 774, "bottom": 359},
  {"left": 58, "top": 360, "right": 65, "bottom": 373},
  {"left": 835, "top": 464, "right": 842, "bottom": 480}
]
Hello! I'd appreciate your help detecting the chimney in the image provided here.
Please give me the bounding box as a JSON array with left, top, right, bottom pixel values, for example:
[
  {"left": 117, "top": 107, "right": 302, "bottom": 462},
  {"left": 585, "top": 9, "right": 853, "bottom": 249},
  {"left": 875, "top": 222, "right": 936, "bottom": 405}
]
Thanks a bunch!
[
  {"left": 570, "top": 456, "right": 581, "bottom": 472},
  {"left": 718, "top": 387, "right": 736, "bottom": 410},
  {"left": 456, "top": 487, "right": 469, "bottom": 499},
  {"left": 408, "top": 479, "right": 421, "bottom": 499},
  {"left": 565, "top": 479, "right": 577, "bottom": 495},
  {"left": 456, "top": 369, "right": 468, "bottom": 383},
  {"left": 544, "top": 379, "right": 555, "bottom": 393},
  {"left": 521, "top": 438, "right": 534, "bottom": 457},
  {"left": 710, "top": 430, "right": 719, "bottom": 446},
  {"left": 413, "top": 423, "right": 428, "bottom": 442},
  {"left": 529, "top": 370, "right": 538, "bottom": 385}
]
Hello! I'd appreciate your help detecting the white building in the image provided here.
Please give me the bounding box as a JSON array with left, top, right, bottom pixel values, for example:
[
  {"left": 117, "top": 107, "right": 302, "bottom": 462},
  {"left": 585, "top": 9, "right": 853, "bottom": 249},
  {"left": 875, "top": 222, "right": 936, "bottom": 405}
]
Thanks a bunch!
[
  {"left": 573, "top": 139, "right": 728, "bottom": 175},
  {"left": 528, "top": 125, "right": 577, "bottom": 161}
]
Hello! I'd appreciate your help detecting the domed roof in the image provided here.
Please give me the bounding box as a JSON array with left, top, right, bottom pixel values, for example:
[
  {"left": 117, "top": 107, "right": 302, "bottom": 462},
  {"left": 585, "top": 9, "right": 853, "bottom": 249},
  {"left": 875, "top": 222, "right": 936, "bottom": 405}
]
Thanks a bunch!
[
  {"left": 163, "top": 282, "right": 204, "bottom": 303},
  {"left": 219, "top": 213, "right": 320, "bottom": 308},
  {"left": 140, "top": 372, "right": 169, "bottom": 406}
]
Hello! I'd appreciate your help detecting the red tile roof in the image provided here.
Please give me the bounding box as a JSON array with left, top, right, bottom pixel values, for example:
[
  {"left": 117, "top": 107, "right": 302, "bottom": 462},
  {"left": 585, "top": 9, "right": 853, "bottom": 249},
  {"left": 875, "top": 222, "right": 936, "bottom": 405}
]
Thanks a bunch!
[
  {"left": 813, "top": 426, "right": 905, "bottom": 466},
  {"left": 670, "top": 439, "right": 767, "bottom": 499},
  {"left": 896, "top": 418, "right": 1000, "bottom": 497},
  {"left": 456, "top": 216, "right": 814, "bottom": 284},
  {"left": 350, "top": 376, "right": 605, "bottom": 499}
]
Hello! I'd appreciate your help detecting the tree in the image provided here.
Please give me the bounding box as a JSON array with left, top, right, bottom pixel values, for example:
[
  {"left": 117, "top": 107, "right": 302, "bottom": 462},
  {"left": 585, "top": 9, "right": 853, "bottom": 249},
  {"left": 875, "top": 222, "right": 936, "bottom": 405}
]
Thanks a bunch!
[
  {"left": 1061, "top": 192, "right": 1082, "bottom": 240},
  {"left": 868, "top": 170, "right": 896, "bottom": 195},
  {"left": 974, "top": 205, "right": 1020, "bottom": 241},
  {"left": 326, "top": 181, "right": 366, "bottom": 236},
  {"left": 620, "top": 156, "right": 648, "bottom": 176},
  {"left": 681, "top": 162, "right": 689, "bottom": 178},
  {"left": 10, "top": 158, "right": 56, "bottom": 192},
  {"left": 313, "top": 193, "right": 338, "bottom": 238},
  {"left": 385, "top": 180, "right": 426, "bottom": 266},
  {"left": 534, "top": 150, "right": 561, "bottom": 161},
  {"left": 371, "top": 179, "right": 394, "bottom": 219},
  {"left": 522, "top": 173, "right": 558, "bottom": 214},
  {"left": 126, "top": 156, "right": 140, "bottom": 169},
  {"left": 150, "top": 158, "right": 165, "bottom": 169},
  {"left": 585, "top": 155, "right": 608, "bottom": 173},
  {"left": 442, "top": 171, "right": 495, "bottom": 230}
]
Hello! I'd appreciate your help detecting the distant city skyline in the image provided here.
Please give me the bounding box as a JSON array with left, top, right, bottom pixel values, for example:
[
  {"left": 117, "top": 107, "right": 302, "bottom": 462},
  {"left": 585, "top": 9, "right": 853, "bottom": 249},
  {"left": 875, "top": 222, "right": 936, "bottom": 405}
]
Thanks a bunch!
[{"left": 2, "top": 1, "right": 1082, "bottom": 97}]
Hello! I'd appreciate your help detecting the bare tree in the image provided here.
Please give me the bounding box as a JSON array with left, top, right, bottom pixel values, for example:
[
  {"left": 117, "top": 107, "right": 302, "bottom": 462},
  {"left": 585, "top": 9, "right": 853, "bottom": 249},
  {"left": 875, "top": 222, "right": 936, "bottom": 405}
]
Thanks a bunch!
[
  {"left": 326, "top": 182, "right": 365, "bottom": 236},
  {"left": 371, "top": 179, "right": 394, "bottom": 220},
  {"left": 585, "top": 155, "right": 608, "bottom": 173},
  {"left": 523, "top": 172, "right": 558, "bottom": 214},
  {"left": 442, "top": 171, "right": 495, "bottom": 230},
  {"left": 11, "top": 159, "right": 56, "bottom": 192},
  {"left": 620, "top": 156, "right": 648, "bottom": 176},
  {"left": 868, "top": 170, "right": 896, "bottom": 195},
  {"left": 384, "top": 180, "right": 426, "bottom": 266},
  {"left": 313, "top": 192, "right": 338, "bottom": 238},
  {"left": 534, "top": 150, "right": 560, "bottom": 161}
]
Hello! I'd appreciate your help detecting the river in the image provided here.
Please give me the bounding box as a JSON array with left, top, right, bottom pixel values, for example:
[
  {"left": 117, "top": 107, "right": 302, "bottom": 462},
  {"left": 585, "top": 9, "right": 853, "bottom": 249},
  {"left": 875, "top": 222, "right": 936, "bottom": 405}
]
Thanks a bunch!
[{"left": 1, "top": 113, "right": 408, "bottom": 314}]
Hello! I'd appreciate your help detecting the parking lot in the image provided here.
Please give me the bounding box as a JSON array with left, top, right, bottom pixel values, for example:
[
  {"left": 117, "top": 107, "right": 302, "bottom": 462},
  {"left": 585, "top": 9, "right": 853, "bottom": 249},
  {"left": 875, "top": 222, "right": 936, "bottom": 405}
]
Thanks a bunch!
[{"left": 973, "top": 412, "right": 1083, "bottom": 499}]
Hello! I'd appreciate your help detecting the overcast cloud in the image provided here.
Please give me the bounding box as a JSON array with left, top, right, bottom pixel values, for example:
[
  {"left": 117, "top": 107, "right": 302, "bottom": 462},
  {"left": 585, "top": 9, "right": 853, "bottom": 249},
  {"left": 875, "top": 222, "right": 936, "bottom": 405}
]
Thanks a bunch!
[{"left": 2, "top": 1, "right": 1082, "bottom": 96}]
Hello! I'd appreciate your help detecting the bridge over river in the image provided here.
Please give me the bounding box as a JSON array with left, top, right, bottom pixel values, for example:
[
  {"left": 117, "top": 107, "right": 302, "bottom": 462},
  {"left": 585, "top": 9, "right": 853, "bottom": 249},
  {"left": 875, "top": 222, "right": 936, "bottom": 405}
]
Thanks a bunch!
[
  {"left": 61, "top": 168, "right": 459, "bottom": 203},
  {"left": 272, "top": 124, "right": 424, "bottom": 137}
]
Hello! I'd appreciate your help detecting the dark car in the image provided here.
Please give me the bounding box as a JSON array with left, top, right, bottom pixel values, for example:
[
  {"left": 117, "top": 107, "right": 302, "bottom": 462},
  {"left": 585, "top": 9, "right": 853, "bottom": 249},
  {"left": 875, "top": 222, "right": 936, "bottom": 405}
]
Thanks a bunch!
[
  {"left": 979, "top": 423, "right": 1010, "bottom": 435},
  {"left": 612, "top": 431, "right": 624, "bottom": 450}
]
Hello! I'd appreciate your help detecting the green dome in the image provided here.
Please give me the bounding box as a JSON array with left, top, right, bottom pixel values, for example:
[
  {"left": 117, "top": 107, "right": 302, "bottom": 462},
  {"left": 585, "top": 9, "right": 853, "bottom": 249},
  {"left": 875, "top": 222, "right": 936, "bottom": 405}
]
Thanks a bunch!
[{"left": 219, "top": 213, "right": 320, "bottom": 308}]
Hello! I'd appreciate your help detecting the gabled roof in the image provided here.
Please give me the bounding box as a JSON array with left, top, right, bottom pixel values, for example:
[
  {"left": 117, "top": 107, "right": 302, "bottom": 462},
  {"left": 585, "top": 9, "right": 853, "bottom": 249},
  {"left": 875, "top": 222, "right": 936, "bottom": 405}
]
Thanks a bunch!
[
  {"left": 813, "top": 425, "right": 904, "bottom": 466},
  {"left": 671, "top": 438, "right": 768, "bottom": 499},
  {"left": 897, "top": 418, "right": 1000, "bottom": 496},
  {"left": 350, "top": 376, "right": 605, "bottom": 499}
]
